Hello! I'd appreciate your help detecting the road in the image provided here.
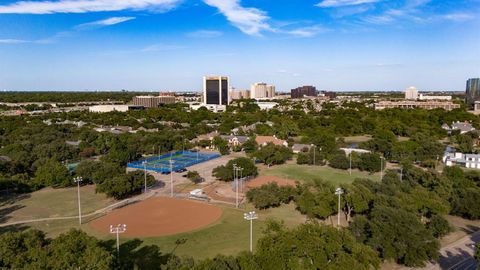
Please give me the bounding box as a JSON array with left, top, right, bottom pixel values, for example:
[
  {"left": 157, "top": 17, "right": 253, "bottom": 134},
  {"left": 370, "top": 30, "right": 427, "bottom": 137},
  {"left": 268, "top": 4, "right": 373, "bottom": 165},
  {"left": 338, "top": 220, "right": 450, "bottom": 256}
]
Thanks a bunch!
[{"left": 409, "top": 231, "right": 480, "bottom": 270}]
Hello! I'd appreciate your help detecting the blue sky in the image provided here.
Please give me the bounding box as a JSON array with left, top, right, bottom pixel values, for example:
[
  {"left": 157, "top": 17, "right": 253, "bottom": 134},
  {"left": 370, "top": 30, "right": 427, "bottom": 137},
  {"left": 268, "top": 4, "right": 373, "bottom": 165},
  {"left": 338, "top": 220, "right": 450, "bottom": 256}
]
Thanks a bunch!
[{"left": 0, "top": 0, "right": 479, "bottom": 92}]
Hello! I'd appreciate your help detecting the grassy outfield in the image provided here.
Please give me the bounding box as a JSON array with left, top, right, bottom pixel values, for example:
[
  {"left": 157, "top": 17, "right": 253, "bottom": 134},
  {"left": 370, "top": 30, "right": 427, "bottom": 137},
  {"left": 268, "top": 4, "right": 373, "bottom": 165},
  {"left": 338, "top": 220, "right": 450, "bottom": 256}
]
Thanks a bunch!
[
  {"left": 0, "top": 185, "right": 113, "bottom": 235},
  {"left": 260, "top": 164, "right": 381, "bottom": 186},
  {"left": 84, "top": 202, "right": 306, "bottom": 259}
]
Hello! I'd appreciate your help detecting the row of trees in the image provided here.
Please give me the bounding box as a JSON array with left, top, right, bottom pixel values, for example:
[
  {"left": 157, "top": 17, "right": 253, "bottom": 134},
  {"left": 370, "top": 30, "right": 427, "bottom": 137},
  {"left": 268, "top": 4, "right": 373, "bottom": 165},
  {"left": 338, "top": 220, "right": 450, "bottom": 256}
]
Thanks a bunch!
[{"left": 0, "top": 223, "right": 380, "bottom": 270}]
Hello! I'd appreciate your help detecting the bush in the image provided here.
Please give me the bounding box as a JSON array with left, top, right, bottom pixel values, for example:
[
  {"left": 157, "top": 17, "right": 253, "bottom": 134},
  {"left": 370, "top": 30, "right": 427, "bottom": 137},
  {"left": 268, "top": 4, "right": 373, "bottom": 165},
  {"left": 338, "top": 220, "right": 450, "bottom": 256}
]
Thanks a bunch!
[
  {"left": 186, "top": 171, "right": 203, "bottom": 184},
  {"left": 426, "top": 215, "right": 453, "bottom": 238},
  {"left": 246, "top": 183, "right": 295, "bottom": 209},
  {"left": 213, "top": 157, "right": 258, "bottom": 181},
  {"left": 97, "top": 170, "right": 155, "bottom": 199}
]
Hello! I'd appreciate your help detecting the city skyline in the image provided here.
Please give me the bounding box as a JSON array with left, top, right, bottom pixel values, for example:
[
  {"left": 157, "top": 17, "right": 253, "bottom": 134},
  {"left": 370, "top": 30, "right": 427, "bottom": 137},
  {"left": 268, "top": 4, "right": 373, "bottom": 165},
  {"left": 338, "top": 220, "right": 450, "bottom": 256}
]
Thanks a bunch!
[{"left": 0, "top": 0, "right": 479, "bottom": 91}]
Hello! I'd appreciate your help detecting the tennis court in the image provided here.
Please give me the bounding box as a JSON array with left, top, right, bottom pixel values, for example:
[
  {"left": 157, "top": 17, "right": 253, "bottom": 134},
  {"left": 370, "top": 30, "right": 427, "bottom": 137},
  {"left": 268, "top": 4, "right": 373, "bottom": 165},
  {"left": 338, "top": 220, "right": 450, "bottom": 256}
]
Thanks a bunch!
[{"left": 127, "top": 150, "right": 221, "bottom": 173}]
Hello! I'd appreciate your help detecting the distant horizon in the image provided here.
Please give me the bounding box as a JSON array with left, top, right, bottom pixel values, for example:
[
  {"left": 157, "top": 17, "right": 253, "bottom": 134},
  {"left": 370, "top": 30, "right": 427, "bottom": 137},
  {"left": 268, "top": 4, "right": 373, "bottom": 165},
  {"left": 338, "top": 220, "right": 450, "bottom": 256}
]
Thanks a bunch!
[{"left": 0, "top": 88, "right": 470, "bottom": 93}]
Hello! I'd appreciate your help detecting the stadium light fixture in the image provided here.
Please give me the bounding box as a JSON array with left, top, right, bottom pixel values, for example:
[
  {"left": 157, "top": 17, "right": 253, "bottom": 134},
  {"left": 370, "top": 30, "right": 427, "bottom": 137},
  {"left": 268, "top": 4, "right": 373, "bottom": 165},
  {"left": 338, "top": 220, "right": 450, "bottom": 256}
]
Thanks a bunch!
[
  {"left": 73, "top": 176, "right": 83, "bottom": 225},
  {"left": 110, "top": 224, "right": 127, "bottom": 256},
  {"left": 335, "top": 187, "right": 344, "bottom": 227},
  {"left": 244, "top": 211, "right": 258, "bottom": 252}
]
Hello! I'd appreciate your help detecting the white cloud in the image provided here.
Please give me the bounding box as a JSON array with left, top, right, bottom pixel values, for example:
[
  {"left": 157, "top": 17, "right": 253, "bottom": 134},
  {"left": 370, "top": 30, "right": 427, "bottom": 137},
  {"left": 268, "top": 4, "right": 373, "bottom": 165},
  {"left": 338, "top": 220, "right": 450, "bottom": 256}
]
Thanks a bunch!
[
  {"left": 0, "top": 39, "right": 29, "bottom": 44},
  {"left": 187, "top": 30, "right": 223, "bottom": 38},
  {"left": 76, "top": 17, "right": 136, "bottom": 28},
  {"left": 441, "top": 13, "right": 475, "bottom": 22},
  {"left": 316, "top": 0, "right": 382, "bottom": 8},
  {"left": 203, "top": 0, "right": 271, "bottom": 36},
  {"left": 0, "top": 0, "right": 180, "bottom": 14},
  {"left": 283, "top": 25, "right": 330, "bottom": 38}
]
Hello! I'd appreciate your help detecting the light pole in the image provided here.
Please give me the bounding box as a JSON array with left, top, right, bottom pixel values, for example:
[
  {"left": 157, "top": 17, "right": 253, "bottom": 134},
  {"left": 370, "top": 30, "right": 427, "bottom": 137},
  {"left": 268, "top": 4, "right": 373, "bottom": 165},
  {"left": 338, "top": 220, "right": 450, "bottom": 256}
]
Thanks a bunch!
[
  {"left": 380, "top": 157, "right": 384, "bottom": 181},
  {"left": 311, "top": 144, "right": 316, "bottom": 165},
  {"left": 233, "top": 164, "right": 238, "bottom": 208},
  {"left": 244, "top": 211, "right": 258, "bottom": 252},
  {"left": 110, "top": 224, "right": 127, "bottom": 256},
  {"left": 349, "top": 153, "right": 352, "bottom": 176},
  {"left": 335, "top": 187, "right": 344, "bottom": 227},
  {"left": 73, "top": 176, "right": 83, "bottom": 225},
  {"left": 142, "top": 161, "right": 148, "bottom": 194},
  {"left": 169, "top": 159, "right": 174, "bottom": 197}
]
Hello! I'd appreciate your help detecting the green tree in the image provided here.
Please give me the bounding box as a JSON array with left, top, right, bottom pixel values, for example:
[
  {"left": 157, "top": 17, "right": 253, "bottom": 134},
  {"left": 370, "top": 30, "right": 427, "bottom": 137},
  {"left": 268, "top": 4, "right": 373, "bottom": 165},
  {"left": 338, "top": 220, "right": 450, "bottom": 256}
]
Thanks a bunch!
[
  {"left": 351, "top": 206, "right": 439, "bottom": 267},
  {"left": 34, "top": 159, "right": 71, "bottom": 187},
  {"left": 295, "top": 179, "right": 337, "bottom": 219},
  {"left": 212, "top": 157, "right": 258, "bottom": 181},
  {"left": 254, "top": 143, "right": 292, "bottom": 166},
  {"left": 255, "top": 221, "right": 380, "bottom": 270}
]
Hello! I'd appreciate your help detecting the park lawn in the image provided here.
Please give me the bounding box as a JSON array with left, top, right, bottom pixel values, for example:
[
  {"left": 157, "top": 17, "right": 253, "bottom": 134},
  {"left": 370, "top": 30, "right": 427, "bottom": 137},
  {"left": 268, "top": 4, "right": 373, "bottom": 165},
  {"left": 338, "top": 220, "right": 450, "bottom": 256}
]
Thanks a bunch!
[
  {"left": 0, "top": 185, "right": 113, "bottom": 226},
  {"left": 85, "top": 202, "right": 306, "bottom": 260},
  {"left": 260, "top": 164, "right": 380, "bottom": 186},
  {"left": 341, "top": 135, "right": 372, "bottom": 143}
]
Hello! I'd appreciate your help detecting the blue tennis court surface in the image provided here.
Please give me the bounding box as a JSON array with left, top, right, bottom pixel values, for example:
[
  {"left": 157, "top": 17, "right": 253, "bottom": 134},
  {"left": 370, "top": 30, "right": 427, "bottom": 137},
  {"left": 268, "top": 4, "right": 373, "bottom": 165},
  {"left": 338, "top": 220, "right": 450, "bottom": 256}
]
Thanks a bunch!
[{"left": 127, "top": 150, "right": 221, "bottom": 173}]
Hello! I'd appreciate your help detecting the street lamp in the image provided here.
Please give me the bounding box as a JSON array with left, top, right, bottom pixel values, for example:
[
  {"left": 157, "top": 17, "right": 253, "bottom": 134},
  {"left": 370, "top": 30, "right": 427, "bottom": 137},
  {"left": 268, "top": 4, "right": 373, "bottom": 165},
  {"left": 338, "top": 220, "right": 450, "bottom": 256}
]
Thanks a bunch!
[
  {"left": 169, "top": 159, "right": 174, "bottom": 197},
  {"left": 73, "top": 176, "right": 83, "bottom": 225},
  {"left": 142, "top": 161, "right": 148, "bottom": 194},
  {"left": 244, "top": 211, "right": 258, "bottom": 252},
  {"left": 335, "top": 187, "right": 344, "bottom": 227},
  {"left": 110, "top": 224, "right": 127, "bottom": 256}
]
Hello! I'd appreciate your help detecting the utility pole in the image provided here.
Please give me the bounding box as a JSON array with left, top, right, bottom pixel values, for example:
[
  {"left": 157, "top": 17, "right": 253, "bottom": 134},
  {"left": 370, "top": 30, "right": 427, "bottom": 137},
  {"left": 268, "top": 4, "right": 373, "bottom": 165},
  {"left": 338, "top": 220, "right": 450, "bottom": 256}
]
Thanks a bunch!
[
  {"left": 142, "top": 161, "right": 148, "bottom": 194},
  {"left": 169, "top": 159, "right": 174, "bottom": 197},
  {"left": 244, "top": 211, "right": 258, "bottom": 252},
  {"left": 110, "top": 224, "right": 127, "bottom": 257},
  {"left": 73, "top": 176, "right": 83, "bottom": 225},
  {"left": 400, "top": 167, "right": 403, "bottom": 182},
  {"left": 335, "top": 188, "right": 344, "bottom": 227}
]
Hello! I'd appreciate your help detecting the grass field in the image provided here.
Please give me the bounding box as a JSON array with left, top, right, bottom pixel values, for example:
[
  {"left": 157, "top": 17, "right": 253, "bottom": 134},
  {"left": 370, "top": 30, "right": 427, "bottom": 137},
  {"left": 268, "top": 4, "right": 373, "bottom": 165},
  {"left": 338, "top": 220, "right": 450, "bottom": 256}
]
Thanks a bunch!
[
  {"left": 260, "top": 164, "right": 381, "bottom": 186},
  {"left": 105, "top": 202, "right": 306, "bottom": 259},
  {"left": 0, "top": 185, "right": 113, "bottom": 236}
]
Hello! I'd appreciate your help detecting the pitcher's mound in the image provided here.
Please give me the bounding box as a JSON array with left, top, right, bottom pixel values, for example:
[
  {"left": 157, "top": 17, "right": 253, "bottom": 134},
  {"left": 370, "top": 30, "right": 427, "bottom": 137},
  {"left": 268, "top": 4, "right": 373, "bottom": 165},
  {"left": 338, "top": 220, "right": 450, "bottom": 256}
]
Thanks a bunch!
[{"left": 90, "top": 197, "right": 222, "bottom": 237}]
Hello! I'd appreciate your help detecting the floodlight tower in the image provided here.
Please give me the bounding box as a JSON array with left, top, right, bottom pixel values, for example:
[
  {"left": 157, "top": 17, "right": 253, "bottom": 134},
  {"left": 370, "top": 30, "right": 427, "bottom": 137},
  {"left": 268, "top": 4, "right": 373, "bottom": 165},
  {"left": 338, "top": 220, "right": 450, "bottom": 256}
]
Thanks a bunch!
[
  {"left": 335, "top": 187, "right": 344, "bottom": 227},
  {"left": 73, "top": 176, "right": 83, "bottom": 225},
  {"left": 169, "top": 159, "right": 174, "bottom": 197},
  {"left": 142, "top": 160, "right": 148, "bottom": 194},
  {"left": 110, "top": 224, "right": 127, "bottom": 256},
  {"left": 244, "top": 211, "right": 258, "bottom": 252}
]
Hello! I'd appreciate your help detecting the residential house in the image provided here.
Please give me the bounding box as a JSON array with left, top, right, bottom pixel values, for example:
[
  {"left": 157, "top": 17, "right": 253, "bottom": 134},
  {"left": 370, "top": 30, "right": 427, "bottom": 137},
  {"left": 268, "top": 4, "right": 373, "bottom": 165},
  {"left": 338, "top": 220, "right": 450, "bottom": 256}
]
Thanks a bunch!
[
  {"left": 255, "top": 135, "right": 288, "bottom": 147},
  {"left": 220, "top": 135, "right": 249, "bottom": 147},
  {"left": 292, "top": 144, "right": 312, "bottom": 154},
  {"left": 442, "top": 121, "right": 476, "bottom": 134}
]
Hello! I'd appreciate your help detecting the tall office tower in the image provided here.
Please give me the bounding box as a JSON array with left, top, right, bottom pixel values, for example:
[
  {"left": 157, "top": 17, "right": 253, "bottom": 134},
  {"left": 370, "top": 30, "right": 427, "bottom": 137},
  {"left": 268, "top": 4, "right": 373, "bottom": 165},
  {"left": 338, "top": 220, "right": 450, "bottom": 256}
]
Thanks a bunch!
[
  {"left": 466, "top": 78, "right": 480, "bottom": 109},
  {"left": 204, "top": 76, "right": 229, "bottom": 105},
  {"left": 266, "top": 85, "right": 276, "bottom": 98},
  {"left": 250, "top": 83, "right": 276, "bottom": 99},
  {"left": 405, "top": 86, "right": 419, "bottom": 100},
  {"left": 291, "top": 86, "right": 317, "bottom": 99}
]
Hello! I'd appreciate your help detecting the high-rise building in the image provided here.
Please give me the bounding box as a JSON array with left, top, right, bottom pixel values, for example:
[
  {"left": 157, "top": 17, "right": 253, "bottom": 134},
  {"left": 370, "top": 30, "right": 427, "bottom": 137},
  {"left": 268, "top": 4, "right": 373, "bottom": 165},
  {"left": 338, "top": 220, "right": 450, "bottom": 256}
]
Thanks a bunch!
[
  {"left": 204, "top": 76, "right": 229, "bottom": 105},
  {"left": 250, "top": 83, "right": 276, "bottom": 99},
  {"left": 291, "top": 86, "right": 317, "bottom": 99},
  {"left": 405, "top": 86, "right": 419, "bottom": 100},
  {"left": 466, "top": 78, "right": 480, "bottom": 109},
  {"left": 230, "top": 88, "right": 250, "bottom": 100}
]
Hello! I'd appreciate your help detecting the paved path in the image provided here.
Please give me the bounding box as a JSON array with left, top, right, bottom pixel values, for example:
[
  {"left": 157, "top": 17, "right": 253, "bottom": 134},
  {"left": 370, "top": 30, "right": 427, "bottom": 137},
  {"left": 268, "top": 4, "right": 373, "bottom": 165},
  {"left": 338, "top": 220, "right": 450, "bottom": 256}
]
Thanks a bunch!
[{"left": 407, "top": 231, "right": 480, "bottom": 270}]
